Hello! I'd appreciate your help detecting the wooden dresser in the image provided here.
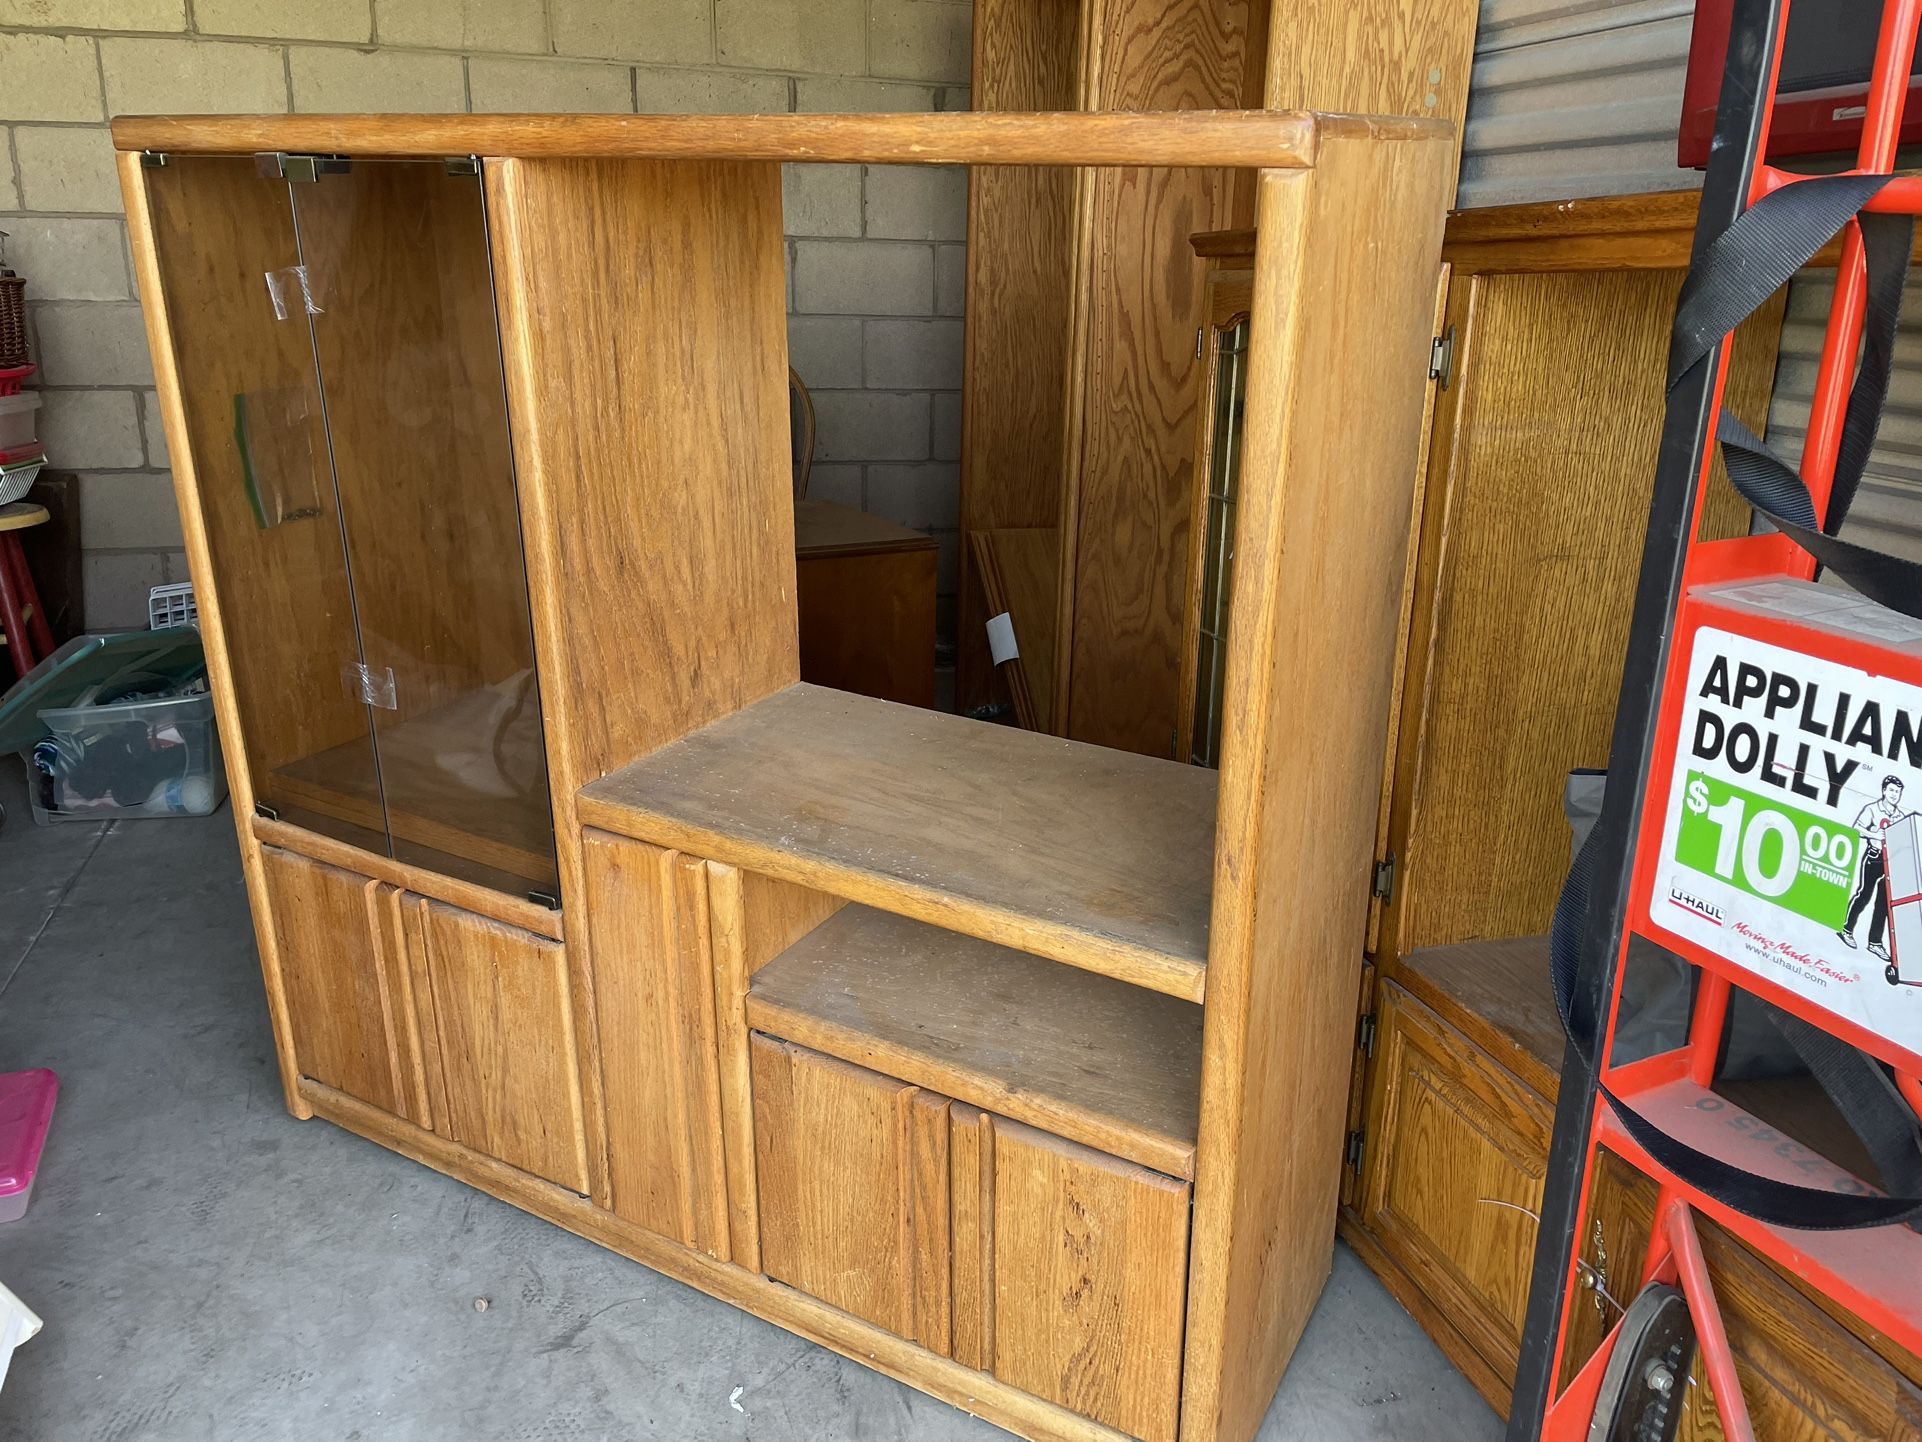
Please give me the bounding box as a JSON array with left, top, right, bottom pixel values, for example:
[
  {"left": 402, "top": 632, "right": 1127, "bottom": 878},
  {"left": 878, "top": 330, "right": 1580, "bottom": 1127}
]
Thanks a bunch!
[{"left": 794, "top": 498, "right": 936, "bottom": 708}]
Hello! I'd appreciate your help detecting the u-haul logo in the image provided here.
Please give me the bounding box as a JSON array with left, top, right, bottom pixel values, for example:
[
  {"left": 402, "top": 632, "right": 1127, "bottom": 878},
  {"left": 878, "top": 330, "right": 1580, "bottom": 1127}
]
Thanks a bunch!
[{"left": 1668, "top": 884, "right": 1724, "bottom": 926}]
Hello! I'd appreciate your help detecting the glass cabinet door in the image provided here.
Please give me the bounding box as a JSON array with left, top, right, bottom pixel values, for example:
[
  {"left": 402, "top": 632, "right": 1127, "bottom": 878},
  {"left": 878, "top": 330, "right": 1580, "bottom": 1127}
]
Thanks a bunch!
[
  {"left": 1188, "top": 315, "right": 1248, "bottom": 769},
  {"left": 143, "top": 156, "right": 383, "bottom": 849},
  {"left": 290, "top": 160, "right": 558, "bottom": 899},
  {"left": 144, "top": 155, "right": 558, "bottom": 901}
]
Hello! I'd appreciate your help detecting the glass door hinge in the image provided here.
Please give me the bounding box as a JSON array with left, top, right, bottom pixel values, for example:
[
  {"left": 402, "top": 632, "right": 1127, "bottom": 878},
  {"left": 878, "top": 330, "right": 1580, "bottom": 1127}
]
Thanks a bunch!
[
  {"left": 343, "top": 660, "right": 398, "bottom": 710},
  {"left": 443, "top": 156, "right": 480, "bottom": 177},
  {"left": 1357, "top": 1012, "right": 1378, "bottom": 1058},
  {"left": 258, "top": 152, "right": 351, "bottom": 182},
  {"left": 1345, "top": 1128, "right": 1366, "bottom": 1171},
  {"left": 139, "top": 150, "right": 169, "bottom": 168}
]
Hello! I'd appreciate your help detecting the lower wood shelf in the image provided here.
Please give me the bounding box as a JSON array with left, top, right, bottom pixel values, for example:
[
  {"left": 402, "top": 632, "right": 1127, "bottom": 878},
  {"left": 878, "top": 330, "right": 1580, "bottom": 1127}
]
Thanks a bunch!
[{"left": 746, "top": 903, "right": 1202, "bottom": 1179}]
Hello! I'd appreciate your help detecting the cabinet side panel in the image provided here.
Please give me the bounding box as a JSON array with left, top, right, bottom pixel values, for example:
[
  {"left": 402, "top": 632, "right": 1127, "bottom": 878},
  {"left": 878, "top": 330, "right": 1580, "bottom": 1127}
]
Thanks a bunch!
[
  {"left": 485, "top": 156, "right": 797, "bottom": 799},
  {"left": 956, "top": 0, "right": 1081, "bottom": 712},
  {"left": 1185, "top": 137, "right": 1456, "bottom": 1442}
]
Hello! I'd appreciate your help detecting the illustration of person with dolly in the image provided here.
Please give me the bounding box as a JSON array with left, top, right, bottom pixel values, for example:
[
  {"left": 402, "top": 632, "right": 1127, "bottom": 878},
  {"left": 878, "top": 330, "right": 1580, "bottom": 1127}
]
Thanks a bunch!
[{"left": 1838, "top": 774, "right": 1914, "bottom": 981}]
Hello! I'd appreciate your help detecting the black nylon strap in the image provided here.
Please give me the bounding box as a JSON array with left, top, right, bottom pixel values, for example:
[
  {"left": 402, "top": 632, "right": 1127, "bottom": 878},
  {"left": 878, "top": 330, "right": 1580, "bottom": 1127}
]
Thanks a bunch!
[{"left": 1552, "top": 828, "right": 1922, "bottom": 1230}]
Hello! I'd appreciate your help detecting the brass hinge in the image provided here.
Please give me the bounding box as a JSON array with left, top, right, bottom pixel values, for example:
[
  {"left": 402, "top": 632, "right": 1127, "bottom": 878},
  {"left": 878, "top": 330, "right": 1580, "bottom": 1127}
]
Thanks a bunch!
[
  {"left": 1357, "top": 1012, "right": 1378, "bottom": 1059},
  {"left": 1371, "top": 852, "right": 1397, "bottom": 904},
  {"left": 1345, "top": 1128, "right": 1366, "bottom": 1172},
  {"left": 1428, "top": 325, "right": 1456, "bottom": 389}
]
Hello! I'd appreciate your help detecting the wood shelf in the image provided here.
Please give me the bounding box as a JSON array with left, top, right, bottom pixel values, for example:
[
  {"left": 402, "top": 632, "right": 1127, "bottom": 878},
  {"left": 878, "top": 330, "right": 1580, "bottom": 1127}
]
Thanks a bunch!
[
  {"left": 746, "top": 903, "right": 1202, "bottom": 1178},
  {"left": 577, "top": 683, "right": 1216, "bottom": 1000}
]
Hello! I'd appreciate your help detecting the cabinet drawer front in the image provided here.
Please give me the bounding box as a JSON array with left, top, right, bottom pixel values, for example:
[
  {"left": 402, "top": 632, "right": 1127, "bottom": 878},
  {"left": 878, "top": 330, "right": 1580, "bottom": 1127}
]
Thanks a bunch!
[
  {"left": 1359, "top": 980, "right": 1550, "bottom": 1383},
  {"left": 262, "top": 846, "right": 413, "bottom": 1119},
  {"left": 751, "top": 1035, "right": 949, "bottom": 1347},
  {"left": 982, "top": 1117, "right": 1189, "bottom": 1442},
  {"left": 412, "top": 898, "right": 589, "bottom": 1194}
]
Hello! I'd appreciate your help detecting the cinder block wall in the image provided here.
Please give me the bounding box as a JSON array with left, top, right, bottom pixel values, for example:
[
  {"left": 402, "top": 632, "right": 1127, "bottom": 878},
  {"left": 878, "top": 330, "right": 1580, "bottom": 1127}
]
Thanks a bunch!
[{"left": 0, "top": 0, "right": 969, "bottom": 636}]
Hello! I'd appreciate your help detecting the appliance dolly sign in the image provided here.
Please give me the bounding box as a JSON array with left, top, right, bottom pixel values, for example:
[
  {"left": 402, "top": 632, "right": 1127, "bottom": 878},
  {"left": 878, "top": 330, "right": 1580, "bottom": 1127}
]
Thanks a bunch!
[{"left": 1651, "top": 617, "right": 1922, "bottom": 1058}]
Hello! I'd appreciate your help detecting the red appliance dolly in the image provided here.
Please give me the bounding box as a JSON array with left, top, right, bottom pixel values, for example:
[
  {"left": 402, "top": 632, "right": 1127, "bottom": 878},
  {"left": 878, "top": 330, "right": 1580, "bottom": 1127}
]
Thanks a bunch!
[{"left": 1508, "top": 1, "right": 1922, "bottom": 1437}]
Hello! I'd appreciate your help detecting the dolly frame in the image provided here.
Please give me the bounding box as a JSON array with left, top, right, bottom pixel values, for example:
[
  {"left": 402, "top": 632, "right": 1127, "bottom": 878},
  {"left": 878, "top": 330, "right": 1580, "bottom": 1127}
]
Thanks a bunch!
[{"left": 1508, "top": 1, "right": 1922, "bottom": 1437}]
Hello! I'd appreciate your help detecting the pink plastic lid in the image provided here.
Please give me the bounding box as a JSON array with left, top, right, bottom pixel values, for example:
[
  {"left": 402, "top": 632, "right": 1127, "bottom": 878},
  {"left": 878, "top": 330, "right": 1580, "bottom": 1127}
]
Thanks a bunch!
[{"left": 0, "top": 1069, "right": 58, "bottom": 1197}]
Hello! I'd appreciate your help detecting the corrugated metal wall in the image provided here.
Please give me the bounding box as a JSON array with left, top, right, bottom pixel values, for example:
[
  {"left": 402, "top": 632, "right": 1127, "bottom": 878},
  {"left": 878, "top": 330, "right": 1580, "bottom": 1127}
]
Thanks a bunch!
[
  {"left": 1764, "top": 271, "right": 1922, "bottom": 562},
  {"left": 1458, "top": 0, "right": 1701, "bottom": 208}
]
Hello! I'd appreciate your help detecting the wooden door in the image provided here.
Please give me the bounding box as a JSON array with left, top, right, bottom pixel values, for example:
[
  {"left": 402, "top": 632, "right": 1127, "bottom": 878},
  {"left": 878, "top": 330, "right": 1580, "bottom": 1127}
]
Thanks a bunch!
[
  {"left": 1354, "top": 981, "right": 1549, "bottom": 1391},
  {"left": 579, "top": 829, "right": 730, "bottom": 1253},
  {"left": 260, "top": 846, "right": 417, "bottom": 1121},
  {"left": 751, "top": 1035, "right": 952, "bottom": 1349},
  {"left": 977, "top": 1114, "right": 1190, "bottom": 1442},
  {"left": 408, "top": 896, "right": 590, "bottom": 1193}
]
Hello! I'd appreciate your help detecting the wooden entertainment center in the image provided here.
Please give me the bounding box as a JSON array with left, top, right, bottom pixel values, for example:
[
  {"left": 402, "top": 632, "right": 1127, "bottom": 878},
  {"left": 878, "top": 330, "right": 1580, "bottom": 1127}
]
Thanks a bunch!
[{"left": 115, "top": 110, "right": 1454, "bottom": 1442}]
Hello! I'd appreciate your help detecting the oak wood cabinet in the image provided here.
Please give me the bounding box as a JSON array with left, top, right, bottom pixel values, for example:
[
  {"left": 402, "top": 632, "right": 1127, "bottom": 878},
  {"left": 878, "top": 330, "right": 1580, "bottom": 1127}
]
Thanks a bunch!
[
  {"left": 1323, "top": 192, "right": 1922, "bottom": 1427},
  {"left": 123, "top": 109, "right": 1453, "bottom": 1442}
]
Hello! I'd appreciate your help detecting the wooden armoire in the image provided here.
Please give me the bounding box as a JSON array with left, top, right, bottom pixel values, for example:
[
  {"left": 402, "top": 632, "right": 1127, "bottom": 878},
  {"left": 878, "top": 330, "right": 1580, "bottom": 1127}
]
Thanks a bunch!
[{"left": 958, "top": 0, "right": 1481, "bottom": 753}]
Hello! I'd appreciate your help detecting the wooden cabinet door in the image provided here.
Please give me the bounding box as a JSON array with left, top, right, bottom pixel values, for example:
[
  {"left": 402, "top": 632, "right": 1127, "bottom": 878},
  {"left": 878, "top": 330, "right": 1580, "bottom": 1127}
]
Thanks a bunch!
[
  {"left": 261, "top": 845, "right": 417, "bottom": 1121},
  {"left": 1355, "top": 980, "right": 1550, "bottom": 1389},
  {"left": 751, "top": 1034, "right": 951, "bottom": 1349},
  {"left": 409, "top": 897, "right": 590, "bottom": 1194},
  {"left": 580, "top": 829, "right": 730, "bottom": 1254},
  {"left": 980, "top": 1115, "right": 1190, "bottom": 1442}
]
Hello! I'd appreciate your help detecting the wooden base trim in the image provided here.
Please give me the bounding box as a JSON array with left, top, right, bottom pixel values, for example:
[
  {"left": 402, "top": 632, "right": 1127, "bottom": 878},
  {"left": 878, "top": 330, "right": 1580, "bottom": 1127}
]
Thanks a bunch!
[
  {"left": 1336, "top": 1212, "right": 1510, "bottom": 1421},
  {"left": 298, "top": 1080, "right": 1133, "bottom": 1442},
  {"left": 254, "top": 816, "right": 564, "bottom": 941}
]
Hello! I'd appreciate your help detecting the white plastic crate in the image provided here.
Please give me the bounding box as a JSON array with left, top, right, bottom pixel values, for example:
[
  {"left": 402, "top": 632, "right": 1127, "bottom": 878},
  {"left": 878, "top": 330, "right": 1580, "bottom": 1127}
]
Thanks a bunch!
[{"left": 147, "top": 581, "right": 197, "bottom": 631}]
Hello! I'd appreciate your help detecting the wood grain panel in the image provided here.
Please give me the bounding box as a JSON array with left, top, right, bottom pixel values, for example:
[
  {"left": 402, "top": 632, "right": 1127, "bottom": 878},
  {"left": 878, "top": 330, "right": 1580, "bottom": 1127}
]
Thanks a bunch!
[
  {"left": 578, "top": 683, "right": 1216, "bottom": 999},
  {"left": 991, "top": 1120, "right": 1190, "bottom": 1442},
  {"left": 796, "top": 546, "right": 937, "bottom": 708},
  {"left": 578, "top": 830, "right": 729, "bottom": 1253},
  {"left": 260, "top": 846, "right": 408, "bottom": 1116},
  {"left": 751, "top": 1035, "right": 924, "bottom": 1340},
  {"left": 746, "top": 903, "right": 1203, "bottom": 1176},
  {"left": 957, "top": 0, "right": 1081, "bottom": 712},
  {"left": 1183, "top": 132, "right": 1456, "bottom": 1442},
  {"left": 1356, "top": 982, "right": 1549, "bottom": 1387},
  {"left": 909, "top": 1089, "right": 954, "bottom": 1358},
  {"left": 1380, "top": 272, "right": 1783, "bottom": 959},
  {"left": 414, "top": 898, "right": 589, "bottom": 1192},
  {"left": 1061, "top": 0, "right": 1248, "bottom": 754}
]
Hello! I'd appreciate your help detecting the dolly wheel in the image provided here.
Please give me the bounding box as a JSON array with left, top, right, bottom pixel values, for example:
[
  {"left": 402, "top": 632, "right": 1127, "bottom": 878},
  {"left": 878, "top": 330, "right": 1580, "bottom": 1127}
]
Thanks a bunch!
[{"left": 1588, "top": 1283, "right": 1695, "bottom": 1442}]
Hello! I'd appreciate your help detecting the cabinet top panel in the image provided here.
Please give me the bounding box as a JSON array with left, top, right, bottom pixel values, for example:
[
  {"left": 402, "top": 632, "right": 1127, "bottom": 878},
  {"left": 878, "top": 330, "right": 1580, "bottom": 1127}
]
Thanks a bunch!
[{"left": 111, "top": 109, "right": 1447, "bottom": 168}]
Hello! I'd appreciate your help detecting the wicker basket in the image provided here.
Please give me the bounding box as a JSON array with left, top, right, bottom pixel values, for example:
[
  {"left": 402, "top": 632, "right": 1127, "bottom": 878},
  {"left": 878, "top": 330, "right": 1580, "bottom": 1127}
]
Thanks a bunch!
[{"left": 0, "top": 275, "right": 27, "bottom": 370}]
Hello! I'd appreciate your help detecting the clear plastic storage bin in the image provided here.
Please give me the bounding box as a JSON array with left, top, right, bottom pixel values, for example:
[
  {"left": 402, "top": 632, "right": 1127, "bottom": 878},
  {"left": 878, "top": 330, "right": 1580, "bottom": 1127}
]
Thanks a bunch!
[{"left": 31, "top": 692, "right": 227, "bottom": 822}]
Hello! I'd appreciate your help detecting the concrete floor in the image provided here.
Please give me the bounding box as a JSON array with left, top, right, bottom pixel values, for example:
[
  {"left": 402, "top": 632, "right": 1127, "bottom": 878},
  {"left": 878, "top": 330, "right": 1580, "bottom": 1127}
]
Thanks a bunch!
[{"left": 0, "top": 758, "right": 1499, "bottom": 1441}]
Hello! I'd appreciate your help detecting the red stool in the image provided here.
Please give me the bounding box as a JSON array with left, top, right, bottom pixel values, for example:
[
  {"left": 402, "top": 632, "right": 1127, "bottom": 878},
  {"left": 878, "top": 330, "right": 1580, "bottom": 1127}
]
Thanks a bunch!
[{"left": 0, "top": 502, "right": 54, "bottom": 680}]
